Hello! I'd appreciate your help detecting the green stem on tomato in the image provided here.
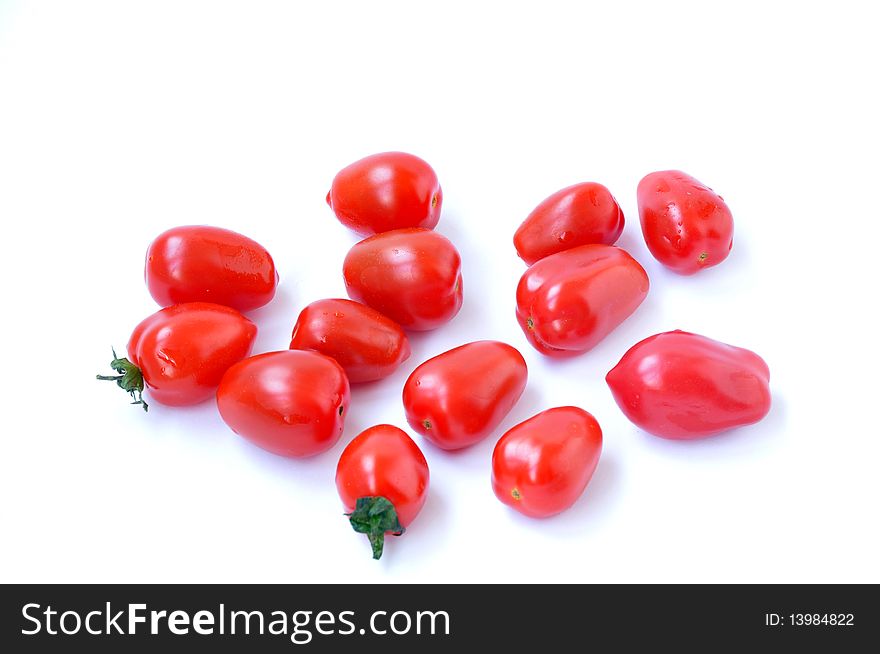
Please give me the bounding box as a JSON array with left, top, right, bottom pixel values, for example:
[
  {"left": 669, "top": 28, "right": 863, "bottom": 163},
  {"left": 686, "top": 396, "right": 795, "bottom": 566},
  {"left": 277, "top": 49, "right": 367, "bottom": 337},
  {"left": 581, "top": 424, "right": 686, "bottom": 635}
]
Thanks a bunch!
[
  {"left": 96, "top": 347, "right": 148, "bottom": 412},
  {"left": 345, "top": 496, "right": 404, "bottom": 560}
]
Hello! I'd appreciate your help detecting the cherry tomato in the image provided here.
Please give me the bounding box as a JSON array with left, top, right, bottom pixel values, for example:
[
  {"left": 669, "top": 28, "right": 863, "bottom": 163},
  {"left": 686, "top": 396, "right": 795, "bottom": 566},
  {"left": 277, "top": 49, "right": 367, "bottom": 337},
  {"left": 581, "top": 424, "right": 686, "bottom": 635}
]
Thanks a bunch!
[
  {"left": 402, "top": 340, "right": 528, "bottom": 450},
  {"left": 336, "top": 424, "right": 430, "bottom": 559},
  {"left": 606, "top": 330, "right": 771, "bottom": 439},
  {"left": 343, "top": 228, "right": 463, "bottom": 331},
  {"left": 145, "top": 225, "right": 278, "bottom": 311},
  {"left": 327, "top": 152, "right": 442, "bottom": 236},
  {"left": 492, "top": 406, "right": 602, "bottom": 518},
  {"left": 515, "top": 244, "right": 649, "bottom": 357},
  {"left": 637, "top": 170, "right": 734, "bottom": 275},
  {"left": 217, "top": 350, "right": 350, "bottom": 457},
  {"left": 513, "top": 182, "right": 624, "bottom": 265},
  {"left": 97, "top": 302, "right": 257, "bottom": 410},
  {"left": 289, "top": 298, "right": 410, "bottom": 383}
]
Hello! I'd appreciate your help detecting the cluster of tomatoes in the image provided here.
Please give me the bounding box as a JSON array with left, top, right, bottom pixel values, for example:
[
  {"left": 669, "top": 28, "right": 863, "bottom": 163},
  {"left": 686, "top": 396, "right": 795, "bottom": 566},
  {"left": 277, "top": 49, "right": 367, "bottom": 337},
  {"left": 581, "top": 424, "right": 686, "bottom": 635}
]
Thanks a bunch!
[{"left": 99, "top": 152, "right": 771, "bottom": 560}]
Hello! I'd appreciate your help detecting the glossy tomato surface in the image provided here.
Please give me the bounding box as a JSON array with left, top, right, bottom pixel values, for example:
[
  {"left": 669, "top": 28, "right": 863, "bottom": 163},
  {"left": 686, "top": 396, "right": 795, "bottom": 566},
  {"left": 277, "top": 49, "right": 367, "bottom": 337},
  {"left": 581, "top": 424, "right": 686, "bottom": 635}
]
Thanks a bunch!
[
  {"left": 637, "top": 170, "right": 734, "bottom": 275},
  {"left": 514, "top": 182, "right": 624, "bottom": 265},
  {"left": 327, "top": 152, "right": 442, "bottom": 236},
  {"left": 343, "top": 228, "right": 463, "bottom": 331},
  {"left": 492, "top": 406, "right": 602, "bottom": 518},
  {"left": 515, "top": 244, "right": 649, "bottom": 357},
  {"left": 217, "top": 350, "right": 350, "bottom": 457},
  {"left": 606, "top": 330, "right": 771, "bottom": 439},
  {"left": 336, "top": 424, "right": 430, "bottom": 559},
  {"left": 402, "top": 340, "right": 528, "bottom": 450},
  {"left": 289, "top": 298, "right": 410, "bottom": 383},
  {"left": 145, "top": 225, "right": 278, "bottom": 311},
  {"left": 113, "top": 302, "right": 257, "bottom": 408}
]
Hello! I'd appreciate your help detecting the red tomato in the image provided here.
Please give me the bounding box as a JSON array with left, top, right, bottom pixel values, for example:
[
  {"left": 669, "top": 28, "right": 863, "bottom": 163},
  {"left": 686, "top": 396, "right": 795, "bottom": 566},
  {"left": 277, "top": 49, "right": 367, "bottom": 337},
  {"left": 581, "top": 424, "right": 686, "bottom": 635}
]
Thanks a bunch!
[
  {"left": 336, "top": 424, "right": 430, "bottom": 559},
  {"left": 513, "top": 182, "right": 624, "bottom": 265},
  {"left": 492, "top": 406, "right": 602, "bottom": 518},
  {"left": 216, "top": 350, "right": 350, "bottom": 457},
  {"left": 97, "top": 302, "right": 257, "bottom": 410},
  {"left": 637, "top": 170, "right": 734, "bottom": 275},
  {"left": 402, "top": 340, "right": 528, "bottom": 450},
  {"left": 343, "top": 228, "right": 463, "bottom": 331},
  {"left": 606, "top": 330, "right": 771, "bottom": 439},
  {"left": 327, "top": 152, "right": 442, "bottom": 236},
  {"left": 515, "top": 244, "right": 649, "bottom": 357},
  {"left": 289, "top": 298, "right": 410, "bottom": 383},
  {"left": 145, "top": 225, "right": 278, "bottom": 311}
]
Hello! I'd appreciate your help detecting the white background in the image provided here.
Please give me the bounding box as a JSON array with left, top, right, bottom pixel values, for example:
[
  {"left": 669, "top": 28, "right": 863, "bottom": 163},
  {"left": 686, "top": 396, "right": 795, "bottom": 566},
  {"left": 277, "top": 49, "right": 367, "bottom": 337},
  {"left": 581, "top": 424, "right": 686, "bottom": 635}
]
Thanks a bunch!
[{"left": 1, "top": 1, "right": 878, "bottom": 584}]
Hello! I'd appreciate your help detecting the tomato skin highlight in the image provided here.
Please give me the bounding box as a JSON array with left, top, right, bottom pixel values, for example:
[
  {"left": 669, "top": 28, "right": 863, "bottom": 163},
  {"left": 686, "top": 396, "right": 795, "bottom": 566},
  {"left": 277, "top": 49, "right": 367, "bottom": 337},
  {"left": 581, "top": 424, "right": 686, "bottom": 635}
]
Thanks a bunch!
[
  {"left": 515, "top": 244, "right": 649, "bottom": 357},
  {"left": 637, "top": 170, "right": 734, "bottom": 275},
  {"left": 606, "top": 330, "right": 771, "bottom": 439},
  {"left": 343, "top": 228, "right": 463, "bottom": 331},
  {"left": 336, "top": 425, "right": 430, "bottom": 558},
  {"left": 216, "top": 350, "right": 350, "bottom": 457},
  {"left": 289, "top": 298, "right": 410, "bottom": 383},
  {"left": 327, "top": 152, "right": 442, "bottom": 236},
  {"left": 124, "top": 302, "right": 257, "bottom": 407},
  {"left": 145, "top": 225, "right": 278, "bottom": 311},
  {"left": 402, "top": 340, "right": 528, "bottom": 450},
  {"left": 492, "top": 406, "right": 603, "bottom": 518},
  {"left": 513, "top": 182, "right": 624, "bottom": 265}
]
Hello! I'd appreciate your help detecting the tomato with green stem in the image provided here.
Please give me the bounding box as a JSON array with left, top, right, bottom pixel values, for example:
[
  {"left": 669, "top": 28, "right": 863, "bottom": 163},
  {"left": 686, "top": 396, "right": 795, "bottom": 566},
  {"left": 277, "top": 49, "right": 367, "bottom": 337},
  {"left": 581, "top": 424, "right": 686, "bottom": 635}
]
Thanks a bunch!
[
  {"left": 97, "top": 302, "right": 257, "bottom": 410},
  {"left": 336, "top": 425, "right": 430, "bottom": 559}
]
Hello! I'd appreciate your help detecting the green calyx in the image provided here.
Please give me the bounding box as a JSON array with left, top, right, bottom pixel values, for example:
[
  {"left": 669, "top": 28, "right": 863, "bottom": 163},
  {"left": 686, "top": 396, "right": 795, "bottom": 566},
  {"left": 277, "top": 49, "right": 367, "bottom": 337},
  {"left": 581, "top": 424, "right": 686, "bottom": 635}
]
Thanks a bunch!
[
  {"left": 345, "top": 496, "right": 404, "bottom": 560},
  {"left": 96, "top": 348, "right": 148, "bottom": 412}
]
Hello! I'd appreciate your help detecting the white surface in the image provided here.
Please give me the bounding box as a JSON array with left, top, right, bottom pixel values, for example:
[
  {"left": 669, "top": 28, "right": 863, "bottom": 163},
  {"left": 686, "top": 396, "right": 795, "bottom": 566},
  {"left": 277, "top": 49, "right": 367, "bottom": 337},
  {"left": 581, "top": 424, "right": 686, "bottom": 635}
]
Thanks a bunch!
[{"left": 1, "top": 1, "right": 878, "bottom": 584}]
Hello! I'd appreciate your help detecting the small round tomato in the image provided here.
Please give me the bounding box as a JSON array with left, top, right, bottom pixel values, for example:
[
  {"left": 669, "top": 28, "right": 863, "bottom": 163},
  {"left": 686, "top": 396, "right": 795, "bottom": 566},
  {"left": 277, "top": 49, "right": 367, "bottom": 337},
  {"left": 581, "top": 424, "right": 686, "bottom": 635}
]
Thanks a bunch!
[
  {"left": 216, "top": 350, "right": 350, "bottom": 457},
  {"left": 513, "top": 182, "right": 624, "bottom": 265},
  {"left": 606, "top": 330, "right": 771, "bottom": 439},
  {"left": 327, "top": 152, "right": 442, "bottom": 235},
  {"left": 492, "top": 406, "right": 602, "bottom": 518},
  {"left": 516, "top": 244, "right": 649, "bottom": 357},
  {"left": 402, "top": 340, "right": 528, "bottom": 450},
  {"left": 336, "top": 424, "right": 430, "bottom": 559},
  {"left": 637, "top": 170, "right": 734, "bottom": 275},
  {"left": 97, "top": 302, "right": 257, "bottom": 410},
  {"left": 145, "top": 225, "right": 278, "bottom": 311},
  {"left": 289, "top": 298, "right": 410, "bottom": 383},
  {"left": 343, "top": 228, "right": 463, "bottom": 331}
]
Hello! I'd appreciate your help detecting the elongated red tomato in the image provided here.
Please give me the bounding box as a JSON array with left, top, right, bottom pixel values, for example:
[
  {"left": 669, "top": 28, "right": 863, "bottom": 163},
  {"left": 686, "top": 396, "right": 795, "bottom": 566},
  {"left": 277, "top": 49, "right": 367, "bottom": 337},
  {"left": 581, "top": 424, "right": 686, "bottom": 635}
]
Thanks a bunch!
[
  {"left": 514, "top": 182, "right": 624, "bottom": 265},
  {"left": 289, "top": 298, "right": 410, "bottom": 383},
  {"left": 217, "top": 350, "right": 350, "bottom": 457},
  {"left": 492, "top": 407, "right": 602, "bottom": 518},
  {"left": 145, "top": 225, "right": 278, "bottom": 311},
  {"left": 327, "top": 152, "right": 442, "bottom": 235},
  {"left": 606, "top": 330, "right": 771, "bottom": 439},
  {"left": 336, "top": 425, "right": 430, "bottom": 559},
  {"left": 637, "top": 170, "right": 734, "bottom": 275},
  {"left": 343, "top": 228, "right": 463, "bottom": 331},
  {"left": 516, "top": 244, "right": 649, "bottom": 357},
  {"left": 402, "top": 341, "right": 528, "bottom": 450},
  {"left": 97, "top": 302, "right": 257, "bottom": 410}
]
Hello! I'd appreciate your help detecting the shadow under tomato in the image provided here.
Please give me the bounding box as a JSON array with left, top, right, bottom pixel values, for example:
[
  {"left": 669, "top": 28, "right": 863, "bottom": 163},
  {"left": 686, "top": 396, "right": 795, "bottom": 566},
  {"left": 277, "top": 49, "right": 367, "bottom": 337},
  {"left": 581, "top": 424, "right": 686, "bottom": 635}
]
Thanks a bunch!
[{"left": 376, "top": 485, "right": 452, "bottom": 571}]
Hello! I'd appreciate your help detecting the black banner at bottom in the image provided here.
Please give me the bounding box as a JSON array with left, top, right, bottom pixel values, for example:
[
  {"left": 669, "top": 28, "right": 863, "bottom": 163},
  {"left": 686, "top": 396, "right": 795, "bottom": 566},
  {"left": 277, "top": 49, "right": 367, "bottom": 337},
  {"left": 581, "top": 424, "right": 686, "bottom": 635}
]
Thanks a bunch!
[{"left": 1, "top": 584, "right": 875, "bottom": 651}]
